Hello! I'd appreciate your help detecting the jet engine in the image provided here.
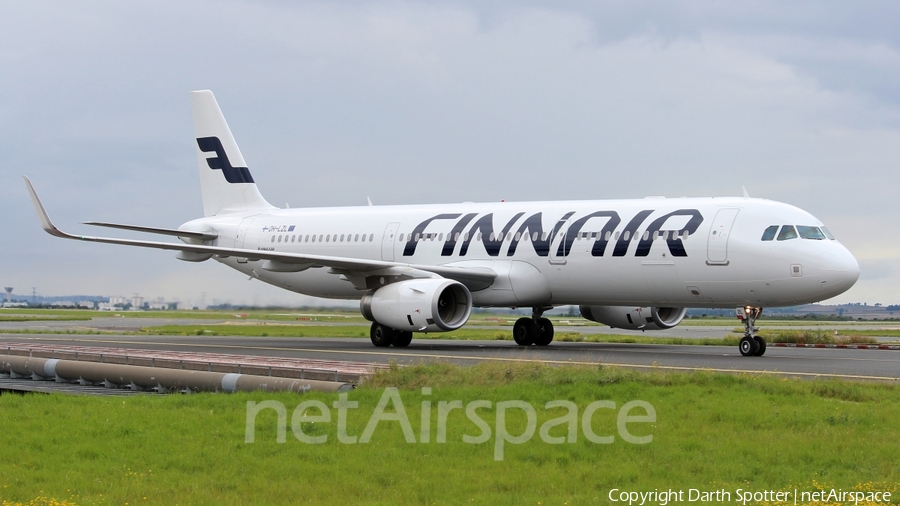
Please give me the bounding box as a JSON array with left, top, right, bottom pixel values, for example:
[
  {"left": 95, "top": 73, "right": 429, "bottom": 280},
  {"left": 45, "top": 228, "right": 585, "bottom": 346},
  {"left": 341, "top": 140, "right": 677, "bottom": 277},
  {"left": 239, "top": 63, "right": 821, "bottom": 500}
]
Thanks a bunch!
[
  {"left": 579, "top": 305, "right": 686, "bottom": 331},
  {"left": 360, "top": 278, "right": 472, "bottom": 333}
]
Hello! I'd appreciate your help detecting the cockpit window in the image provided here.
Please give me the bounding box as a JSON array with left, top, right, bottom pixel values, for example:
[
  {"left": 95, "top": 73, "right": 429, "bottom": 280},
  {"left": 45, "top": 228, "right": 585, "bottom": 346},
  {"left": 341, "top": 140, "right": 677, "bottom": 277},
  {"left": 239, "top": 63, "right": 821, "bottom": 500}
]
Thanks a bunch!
[
  {"left": 797, "top": 226, "right": 826, "bottom": 240},
  {"left": 776, "top": 225, "right": 798, "bottom": 241},
  {"left": 821, "top": 227, "right": 835, "bottom": 240},
  {"left": 761, "top": 226, "right": 778, "bottom": 241}
]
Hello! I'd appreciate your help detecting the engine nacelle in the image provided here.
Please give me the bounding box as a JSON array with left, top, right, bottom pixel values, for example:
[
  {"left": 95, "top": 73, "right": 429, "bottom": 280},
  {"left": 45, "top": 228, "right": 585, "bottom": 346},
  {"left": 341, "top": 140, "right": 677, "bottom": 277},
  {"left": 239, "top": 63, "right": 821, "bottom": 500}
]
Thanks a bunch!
[
  {"left": 579, "top": 305, "right": 686, "bottom": 331},
  {"left": 360, "top": 278, "right": 472, "bottom": 333}
]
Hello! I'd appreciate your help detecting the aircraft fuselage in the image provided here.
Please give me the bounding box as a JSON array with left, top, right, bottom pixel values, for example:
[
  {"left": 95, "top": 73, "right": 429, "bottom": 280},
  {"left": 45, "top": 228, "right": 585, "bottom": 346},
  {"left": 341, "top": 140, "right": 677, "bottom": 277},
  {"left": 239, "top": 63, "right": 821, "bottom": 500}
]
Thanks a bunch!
[{"left": 187, "top": 196, "right": 858, "bottom": 309}]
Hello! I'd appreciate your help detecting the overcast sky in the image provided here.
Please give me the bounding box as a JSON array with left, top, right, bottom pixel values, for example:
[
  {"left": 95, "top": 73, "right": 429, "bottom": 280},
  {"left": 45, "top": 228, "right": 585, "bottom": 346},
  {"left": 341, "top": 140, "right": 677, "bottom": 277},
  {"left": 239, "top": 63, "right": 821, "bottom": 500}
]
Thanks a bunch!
[{"left": 1, "top": 1, "right": 898, "bottom": 307}]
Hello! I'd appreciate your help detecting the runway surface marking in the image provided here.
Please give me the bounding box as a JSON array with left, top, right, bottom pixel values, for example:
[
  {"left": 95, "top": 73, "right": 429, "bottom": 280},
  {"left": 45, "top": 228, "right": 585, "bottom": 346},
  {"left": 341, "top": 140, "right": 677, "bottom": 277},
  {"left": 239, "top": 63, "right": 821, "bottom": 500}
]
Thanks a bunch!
[{"left": 8, "top": 336, "right": 899, "bottom": 382}]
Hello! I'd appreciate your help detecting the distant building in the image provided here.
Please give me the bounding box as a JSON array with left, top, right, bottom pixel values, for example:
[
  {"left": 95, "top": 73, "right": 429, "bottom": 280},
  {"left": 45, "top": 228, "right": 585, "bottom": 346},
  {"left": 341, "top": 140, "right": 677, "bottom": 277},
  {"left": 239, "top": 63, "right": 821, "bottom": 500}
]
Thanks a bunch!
[{"left": 109, "top": 296, "right": 128, "bottom": 306}]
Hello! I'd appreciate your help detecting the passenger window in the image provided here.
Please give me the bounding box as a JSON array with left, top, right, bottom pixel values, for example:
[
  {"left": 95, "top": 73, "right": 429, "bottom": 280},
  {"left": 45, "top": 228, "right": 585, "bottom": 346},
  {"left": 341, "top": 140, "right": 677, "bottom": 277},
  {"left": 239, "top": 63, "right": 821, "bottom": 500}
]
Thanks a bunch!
[
  {"left": 369, "top": 234, "right": 374, "bottom": 242},
  {"left": 355, "top": 234, "right": 360, "bottom": 242},
  {"left": 271, "top": 235, "right": 275, "bottom": 243},
  {"left": 777, "top": 225, "right": 798, "bottom": 241},
  {"left": 761, "top": 226, "right": 778, "bottom": 241},
  {"left": 623, "top": 231, "right": 630, "bottom": 241},
  {"left": 278, "top": 235, "right": 282, "bottom": 243},
  {"left": 643, "top": 231, "right": 650, "bottom": 241},
  {"left": 291, "top": 235, "right": 296, "bottom": 243},
  {"left": 605, "top": 231, "right": 611, "bottom": 241},
  {"left": 797, "top": 226, "right": 826, "bottom": 240},
  {"left": 439, "top": 233, "right": 444, "bottom": 241}
]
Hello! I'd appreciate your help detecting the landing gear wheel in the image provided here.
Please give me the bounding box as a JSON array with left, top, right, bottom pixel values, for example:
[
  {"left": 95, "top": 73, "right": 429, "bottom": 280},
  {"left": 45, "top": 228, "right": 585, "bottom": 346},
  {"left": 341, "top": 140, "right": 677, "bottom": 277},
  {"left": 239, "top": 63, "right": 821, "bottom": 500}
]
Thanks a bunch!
[
  {"left": 513, "top": 318, "right": 536, "bottom": 346},
  {"left": 737, "top": 306, "right": 764, "bottom": 357},
  {"left": 533, "top": 317, "right": 554, "bottom": 346},
  {"left": 370, "top": 323, "right": 395, "bottom": 347},
  {"left": 754, "top": 336, "right": 767, "bottom": 356},
  {"left": 393, "top": 331, "right": 413, "bottom": 348},
  {"left": 739, "top": 336, "right": 760, "bottom": 357}
]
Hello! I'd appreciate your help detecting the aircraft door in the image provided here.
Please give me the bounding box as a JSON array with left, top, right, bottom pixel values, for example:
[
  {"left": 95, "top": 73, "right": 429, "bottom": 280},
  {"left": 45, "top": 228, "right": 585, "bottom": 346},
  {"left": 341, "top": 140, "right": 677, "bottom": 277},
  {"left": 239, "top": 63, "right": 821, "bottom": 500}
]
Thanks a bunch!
[
  {"left": 382, "top": 222, "right": 400, "bottom": 262},
  {"left": 706, "top": 208, "right": 739, "bottom": 265},
  {"left": 234, "top": 218, "right": 255, "bottom": 249},
  {"left": 549, "top": 228, "right": 567, "bottom": 265}
]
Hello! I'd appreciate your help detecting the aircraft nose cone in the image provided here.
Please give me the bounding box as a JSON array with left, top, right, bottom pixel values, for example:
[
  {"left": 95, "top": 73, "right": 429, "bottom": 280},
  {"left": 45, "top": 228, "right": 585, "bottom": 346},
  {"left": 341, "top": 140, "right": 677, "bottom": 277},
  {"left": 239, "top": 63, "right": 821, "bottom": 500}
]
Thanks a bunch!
[{"left": 817, "top": 246, "right": 860, "bottom": 295}]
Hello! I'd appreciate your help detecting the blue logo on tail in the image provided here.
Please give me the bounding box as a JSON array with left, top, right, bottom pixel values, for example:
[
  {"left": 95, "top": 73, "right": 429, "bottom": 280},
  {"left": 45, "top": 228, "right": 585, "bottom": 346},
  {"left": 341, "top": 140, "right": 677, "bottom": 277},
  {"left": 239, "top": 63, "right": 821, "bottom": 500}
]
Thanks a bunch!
[{"left": 197, "top": 137, "right": 255, "bottom": 184}]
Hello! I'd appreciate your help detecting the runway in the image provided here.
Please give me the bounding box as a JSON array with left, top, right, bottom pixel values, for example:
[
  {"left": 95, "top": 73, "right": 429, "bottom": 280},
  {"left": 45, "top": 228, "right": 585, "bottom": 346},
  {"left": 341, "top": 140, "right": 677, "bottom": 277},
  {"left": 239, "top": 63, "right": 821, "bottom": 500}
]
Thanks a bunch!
[
  {"left": 2, "top": 332, "right": 898, "bottom": 382},
  {"left": 3, "top": 316, "right": 900, "bottom": 340}
]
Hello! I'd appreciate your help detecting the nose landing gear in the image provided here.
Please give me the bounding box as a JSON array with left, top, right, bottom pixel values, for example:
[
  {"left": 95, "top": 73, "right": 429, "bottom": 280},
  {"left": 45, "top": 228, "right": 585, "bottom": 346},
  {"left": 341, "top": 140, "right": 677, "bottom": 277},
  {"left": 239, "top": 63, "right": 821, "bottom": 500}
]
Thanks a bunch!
[{"left": 737, "top": 306, "right": 766, "bottom": 356}]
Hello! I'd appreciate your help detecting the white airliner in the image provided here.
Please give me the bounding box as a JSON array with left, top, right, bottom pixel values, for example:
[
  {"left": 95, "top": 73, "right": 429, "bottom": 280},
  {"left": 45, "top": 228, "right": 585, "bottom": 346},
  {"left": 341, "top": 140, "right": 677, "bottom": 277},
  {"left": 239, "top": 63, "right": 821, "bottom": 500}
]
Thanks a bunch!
[{"left": 24, "top": 90, "right": 860, "bottom": 357}]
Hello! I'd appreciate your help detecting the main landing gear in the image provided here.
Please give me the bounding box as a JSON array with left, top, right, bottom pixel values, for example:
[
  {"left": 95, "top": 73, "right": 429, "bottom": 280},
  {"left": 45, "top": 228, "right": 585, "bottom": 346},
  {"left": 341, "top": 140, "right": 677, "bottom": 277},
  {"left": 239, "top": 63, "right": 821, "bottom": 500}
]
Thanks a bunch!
[
  {"left": 370, "top": 322, "right": 413, "bottom": 348},
  {"left": 737, "top": 306, "right": 766, "bottom": 357},
  {"left": 513, "top": 307, "right": 554, "bottom": 346}
]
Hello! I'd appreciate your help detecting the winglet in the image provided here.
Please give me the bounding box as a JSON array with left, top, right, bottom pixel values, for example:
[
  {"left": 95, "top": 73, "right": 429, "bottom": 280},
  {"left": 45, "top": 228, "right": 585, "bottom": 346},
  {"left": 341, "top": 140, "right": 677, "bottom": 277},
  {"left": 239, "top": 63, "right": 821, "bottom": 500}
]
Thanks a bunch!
[
  {"left": 23, "top": 176, "right": 74, "bottom": 239},
  {"left": 742, "top": 186, "right": 750, "bottom": 198}
]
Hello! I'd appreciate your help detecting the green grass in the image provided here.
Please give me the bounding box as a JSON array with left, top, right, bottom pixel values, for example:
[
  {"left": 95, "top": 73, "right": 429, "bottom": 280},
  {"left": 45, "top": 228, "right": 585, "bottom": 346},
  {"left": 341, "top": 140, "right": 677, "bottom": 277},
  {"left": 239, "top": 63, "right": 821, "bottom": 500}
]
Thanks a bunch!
[
  {"left": 0, "top": 308, "right": 370, "bottom": 323},
  {"left": 753, "top": 329, "right": 881, "bottom": 345},
  {"left": 0, "top": 315, "right": 93, "bottom": 322},
  {"left": 136, "top": 324, "right": 748, "bottom": 346},
  {"left": 829, "top": 329, "right": 900, "bottom": 338},
  {"left": 1, "top": 363, "right": 898, "bottom": 505}
]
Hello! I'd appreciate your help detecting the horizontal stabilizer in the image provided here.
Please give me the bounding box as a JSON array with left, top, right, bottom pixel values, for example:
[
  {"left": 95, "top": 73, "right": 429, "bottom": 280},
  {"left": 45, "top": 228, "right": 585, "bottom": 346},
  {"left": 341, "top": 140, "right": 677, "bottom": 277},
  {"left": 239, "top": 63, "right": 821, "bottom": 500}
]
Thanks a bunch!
[{"left": 83, "top": 222, "right": 218, "bottom": 241}]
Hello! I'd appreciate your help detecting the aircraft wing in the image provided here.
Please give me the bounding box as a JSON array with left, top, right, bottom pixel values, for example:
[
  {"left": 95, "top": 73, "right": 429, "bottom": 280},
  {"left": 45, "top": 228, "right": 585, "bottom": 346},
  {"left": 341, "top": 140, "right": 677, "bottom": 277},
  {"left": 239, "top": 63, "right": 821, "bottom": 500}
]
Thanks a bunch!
[
  {"left": 83, "top": 221, "right": 219, "bottom": 241},
  {"left": 24, "top": 177, "right": 496, "bottom": 291}
]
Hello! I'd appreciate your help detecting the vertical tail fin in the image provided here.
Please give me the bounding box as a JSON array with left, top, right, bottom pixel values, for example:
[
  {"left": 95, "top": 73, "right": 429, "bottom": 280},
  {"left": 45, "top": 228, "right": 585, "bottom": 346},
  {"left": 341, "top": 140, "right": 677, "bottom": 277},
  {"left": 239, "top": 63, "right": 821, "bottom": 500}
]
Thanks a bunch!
[{"left": 190, "top": 90, "right": 274, "bottom": 216}]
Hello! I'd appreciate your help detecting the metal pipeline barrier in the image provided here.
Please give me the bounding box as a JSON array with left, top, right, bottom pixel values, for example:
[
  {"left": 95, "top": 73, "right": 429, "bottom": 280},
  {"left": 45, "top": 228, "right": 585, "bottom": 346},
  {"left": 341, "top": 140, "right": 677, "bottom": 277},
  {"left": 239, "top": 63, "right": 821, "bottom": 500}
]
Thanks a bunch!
[{"left": 0, "top": 355, "right": 353, "bottom": 393}]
